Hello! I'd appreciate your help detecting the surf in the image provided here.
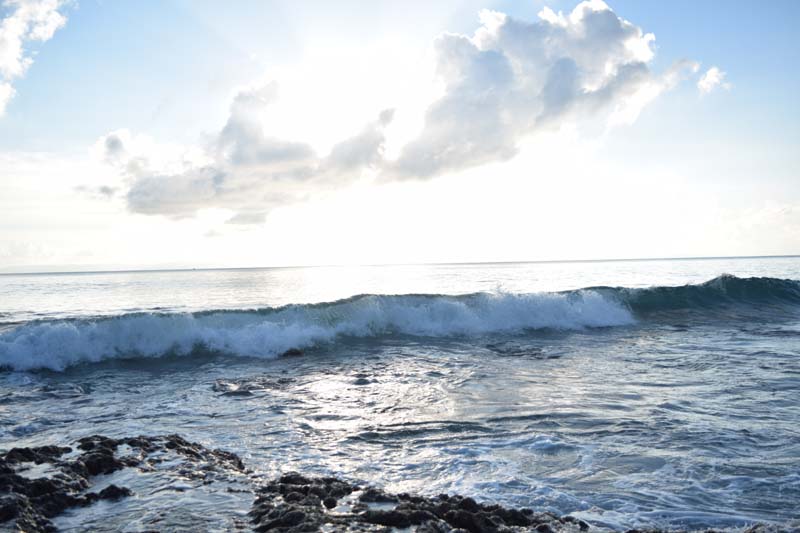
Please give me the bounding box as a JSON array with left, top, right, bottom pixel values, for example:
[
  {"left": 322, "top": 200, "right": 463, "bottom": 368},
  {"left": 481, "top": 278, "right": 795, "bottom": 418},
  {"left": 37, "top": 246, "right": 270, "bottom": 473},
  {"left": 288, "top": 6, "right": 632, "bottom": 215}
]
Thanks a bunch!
[{"left": 1, "top": 275, "right": 798, "bottom": 372}]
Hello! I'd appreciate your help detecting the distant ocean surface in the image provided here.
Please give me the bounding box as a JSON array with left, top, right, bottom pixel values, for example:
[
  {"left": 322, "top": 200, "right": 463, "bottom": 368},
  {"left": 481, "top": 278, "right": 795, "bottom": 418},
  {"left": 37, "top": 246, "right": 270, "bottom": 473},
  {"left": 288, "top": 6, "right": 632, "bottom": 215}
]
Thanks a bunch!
[{"left": 1, "top": 257, "right": 799, "bottom": 531}]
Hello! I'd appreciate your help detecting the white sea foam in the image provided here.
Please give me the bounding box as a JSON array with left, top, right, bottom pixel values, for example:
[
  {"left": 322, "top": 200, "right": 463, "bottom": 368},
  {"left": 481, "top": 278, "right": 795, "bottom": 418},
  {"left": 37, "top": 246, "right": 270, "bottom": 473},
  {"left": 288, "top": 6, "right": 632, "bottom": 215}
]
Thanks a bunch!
[{"left": 0, "top": 291, "right": 635, "bottom": 371}]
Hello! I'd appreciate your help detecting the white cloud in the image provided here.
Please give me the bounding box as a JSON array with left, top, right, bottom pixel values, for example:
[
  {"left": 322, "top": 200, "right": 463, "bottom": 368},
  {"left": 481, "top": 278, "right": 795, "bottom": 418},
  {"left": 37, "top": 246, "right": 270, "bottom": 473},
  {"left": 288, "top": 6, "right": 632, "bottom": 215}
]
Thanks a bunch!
[
  {"left": 96, "top": 1, "right": 703, "bottom": 222},
  {"left": 387, "top": 0, "right": 696, "bottom": 179},
  {"left": 0, "top": 0, "right": 67, "bottom": 114},
  {"left": 697, "top": 66, "right": 730, "bottom": 94},
  {"left": 0, "top": 80, "right": 14, "bottom": 112},
  {"left": 97, "top": 83, "right": 394, "bottom": 222}
]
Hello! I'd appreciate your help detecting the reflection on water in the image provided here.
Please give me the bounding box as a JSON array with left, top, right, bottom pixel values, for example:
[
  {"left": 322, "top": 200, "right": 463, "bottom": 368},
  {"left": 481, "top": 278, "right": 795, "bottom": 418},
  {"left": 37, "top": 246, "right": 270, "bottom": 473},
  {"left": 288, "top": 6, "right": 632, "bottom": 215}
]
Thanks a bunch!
[
  {"left": 1, "top": 257, "right": 799, "bottom": 530},
  {"left": 3, "top": 320, "right": 799, "bottom": 530}
]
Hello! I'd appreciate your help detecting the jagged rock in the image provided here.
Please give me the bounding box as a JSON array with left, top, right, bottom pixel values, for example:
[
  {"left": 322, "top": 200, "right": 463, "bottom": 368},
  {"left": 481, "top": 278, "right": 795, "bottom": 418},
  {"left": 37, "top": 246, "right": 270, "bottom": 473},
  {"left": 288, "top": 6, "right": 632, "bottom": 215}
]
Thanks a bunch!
[
  {"left": 2, "top": 437, "right": 786, "bottom": 533},
  {"left": 0, "top": 434, "right": 245, "bottom": 533},
  {"left": 249, "top": 472, "right": 596, "bottom": 532},
  {"left": 95, "top": 484, "right": 133, "bottom": 501}
]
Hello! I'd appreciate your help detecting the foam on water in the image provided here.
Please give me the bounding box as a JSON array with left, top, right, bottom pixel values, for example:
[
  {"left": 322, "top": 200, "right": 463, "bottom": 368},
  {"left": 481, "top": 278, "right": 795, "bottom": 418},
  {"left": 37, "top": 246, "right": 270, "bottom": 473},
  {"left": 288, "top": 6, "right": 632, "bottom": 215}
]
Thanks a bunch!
[
  {"left": 0, "top": 290, "right": 633, "bottom": 371},
  {"left": 2, "top": 267, "right": 799, "bottom": 530},
  {"left": 3, "top": 275, "right": 800, "bottom": 372}
]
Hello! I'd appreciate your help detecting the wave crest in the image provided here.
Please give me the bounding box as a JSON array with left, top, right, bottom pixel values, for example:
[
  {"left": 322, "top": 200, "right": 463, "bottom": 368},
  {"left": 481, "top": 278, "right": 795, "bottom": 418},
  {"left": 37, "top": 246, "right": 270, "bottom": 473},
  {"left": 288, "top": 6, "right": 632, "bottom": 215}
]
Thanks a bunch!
[
  {"left": 613, "top": 274, "right": 800, "bottom": 313},
  {"left": 0, "top": 291, "right": 633, "bottom": 371},
  {"left": 2, "top": 275, "right": 798, "bottom": 372}
]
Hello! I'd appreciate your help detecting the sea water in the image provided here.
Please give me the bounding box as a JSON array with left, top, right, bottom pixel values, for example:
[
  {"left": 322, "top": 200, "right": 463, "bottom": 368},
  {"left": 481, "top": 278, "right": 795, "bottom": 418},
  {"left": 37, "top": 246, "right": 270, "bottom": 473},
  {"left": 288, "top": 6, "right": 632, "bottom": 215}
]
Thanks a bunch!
[{"left": 1, "top": 256, "right": 799, "bottom": 530}]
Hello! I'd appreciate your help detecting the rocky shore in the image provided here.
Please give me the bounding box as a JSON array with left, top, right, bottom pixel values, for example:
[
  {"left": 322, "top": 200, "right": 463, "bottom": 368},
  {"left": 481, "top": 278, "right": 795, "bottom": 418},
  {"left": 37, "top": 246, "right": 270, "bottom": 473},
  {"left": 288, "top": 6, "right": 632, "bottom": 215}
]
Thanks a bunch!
[
  {"left": 1, "top": 434, "right": 244, "bottom": 532},
  {"left": 249, "top": 472, "right": 593, "bottom": 532},
  {"left": 0, "top": 435, "right": 789, "bottom": 532}
]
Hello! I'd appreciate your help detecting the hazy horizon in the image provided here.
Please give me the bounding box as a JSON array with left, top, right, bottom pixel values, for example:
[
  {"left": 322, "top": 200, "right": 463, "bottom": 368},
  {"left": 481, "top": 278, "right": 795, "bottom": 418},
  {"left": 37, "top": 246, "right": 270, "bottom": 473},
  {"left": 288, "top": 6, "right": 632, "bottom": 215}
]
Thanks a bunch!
[{"left": 1, "top": 252, "right": 798, "bottom": 276}]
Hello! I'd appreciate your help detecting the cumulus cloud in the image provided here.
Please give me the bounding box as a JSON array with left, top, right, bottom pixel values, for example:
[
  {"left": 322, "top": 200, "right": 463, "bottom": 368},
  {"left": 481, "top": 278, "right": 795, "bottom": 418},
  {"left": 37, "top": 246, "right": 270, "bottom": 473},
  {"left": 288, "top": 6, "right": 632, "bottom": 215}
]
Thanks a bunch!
[
  {"left": 0, "top": 0, "right": 68, "bottom": 115},
  {"left": 697, "top": 66, "right": 730, "bottom": 94},
  {"left": 98, "top": 83, "right": 394, "bottom": 222},
  {"left": 97, "top": 1, "right": 706, "bottom": 222},
  {"left": 388, "top": 1, "right": 698, "bottom": 179}
]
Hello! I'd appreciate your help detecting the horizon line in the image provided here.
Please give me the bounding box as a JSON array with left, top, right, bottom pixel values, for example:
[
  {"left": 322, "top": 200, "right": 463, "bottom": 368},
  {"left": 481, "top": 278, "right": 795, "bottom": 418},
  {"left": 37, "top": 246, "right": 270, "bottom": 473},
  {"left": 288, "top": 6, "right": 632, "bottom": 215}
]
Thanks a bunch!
[{"left": 1, "top": 253, "right": 798, "bottom": 277}]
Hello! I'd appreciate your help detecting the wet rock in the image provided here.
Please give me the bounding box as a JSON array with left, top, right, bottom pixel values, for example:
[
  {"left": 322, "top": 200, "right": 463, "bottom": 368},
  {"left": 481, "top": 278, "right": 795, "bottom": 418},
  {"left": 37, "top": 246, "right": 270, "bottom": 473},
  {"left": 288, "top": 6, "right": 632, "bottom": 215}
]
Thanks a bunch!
[
  {"left": 278, "top": 472, "right": 311, "bottom": 486},
  {"left": 281, "top": 348, "right": 303, "bottom": 357},
  {"left": 458, "top": 497, "right": 480, "bottom": 513},
  {"left": 4, "top": 437, "right": 784, "bottom": 533},
  {"left": 95, "top": 484, "right": 133, "bottom": 501},
  {"left": 77, "top": 435, "right": 117, "bottom": 452},
  {"left": 4, "top": 446, "right": 71, "bottom": 465},
  {"left": 249, "top": 473, "right": 601, "bottom": 532},
  {"left": 0, "top": 494, "right": 55, "bottom": 533},
  {"left": 250, "top": 471, "right": 359, "bottom": 531},
  {"left": 562, "top": 516, "right": 590, "bottom": 531},
  {"left": 323, "top": 496, "right": 337, "bottom": 509},
  {"left": 81, "top": 449, "right": 122, "bottom": 476},
  {"left": 1, "top": 434, "right": 245, "bottom": 533},
  {"left": 361, "top": 509, "right": 414, "bottom": 528},
  {"left": 358, "top": 486, "right": 398, "bottom": 503}
]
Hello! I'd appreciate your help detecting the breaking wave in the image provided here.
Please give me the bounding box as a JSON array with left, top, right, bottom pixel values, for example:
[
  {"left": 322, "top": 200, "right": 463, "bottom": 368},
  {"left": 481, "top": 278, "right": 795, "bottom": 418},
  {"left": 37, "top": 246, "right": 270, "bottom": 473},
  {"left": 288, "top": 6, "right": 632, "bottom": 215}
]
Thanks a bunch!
[{"left": 1, "top": 275, "right": 798, "bottom": 371}]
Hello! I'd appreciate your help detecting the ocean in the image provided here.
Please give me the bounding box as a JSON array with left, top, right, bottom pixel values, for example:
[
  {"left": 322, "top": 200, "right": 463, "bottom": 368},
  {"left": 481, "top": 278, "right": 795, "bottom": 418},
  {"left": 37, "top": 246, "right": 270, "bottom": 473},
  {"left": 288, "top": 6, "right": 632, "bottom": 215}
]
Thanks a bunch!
[{"left": 1, "top": 256, "right": 799, "bottom": 531}]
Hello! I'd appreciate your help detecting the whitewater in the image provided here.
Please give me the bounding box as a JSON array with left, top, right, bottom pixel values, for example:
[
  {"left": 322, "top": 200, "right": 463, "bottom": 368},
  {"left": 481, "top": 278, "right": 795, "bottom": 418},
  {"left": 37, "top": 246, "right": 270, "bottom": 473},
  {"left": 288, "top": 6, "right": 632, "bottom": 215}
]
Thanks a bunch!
[{"left": 1, "top": 256, "right": 799, "bottom": 531}]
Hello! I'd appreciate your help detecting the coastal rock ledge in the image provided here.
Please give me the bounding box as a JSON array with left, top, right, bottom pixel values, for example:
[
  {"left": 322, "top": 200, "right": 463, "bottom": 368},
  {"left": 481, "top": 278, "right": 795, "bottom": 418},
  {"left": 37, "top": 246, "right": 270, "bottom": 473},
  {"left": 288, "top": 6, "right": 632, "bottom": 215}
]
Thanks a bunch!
[
  {"left": 251, "top": 472, "right": 591, "bottom": 532},
  {"left": 0, "top": 435, "right": 794, "bottom": 533}
]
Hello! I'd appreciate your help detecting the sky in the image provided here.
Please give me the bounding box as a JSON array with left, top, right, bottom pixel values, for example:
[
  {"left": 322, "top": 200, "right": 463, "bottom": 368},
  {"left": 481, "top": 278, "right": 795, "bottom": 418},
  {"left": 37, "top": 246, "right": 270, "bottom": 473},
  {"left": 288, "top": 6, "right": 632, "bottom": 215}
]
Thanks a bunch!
[{"left": 0, "top": 0, "right": 798, "bottom": 271}]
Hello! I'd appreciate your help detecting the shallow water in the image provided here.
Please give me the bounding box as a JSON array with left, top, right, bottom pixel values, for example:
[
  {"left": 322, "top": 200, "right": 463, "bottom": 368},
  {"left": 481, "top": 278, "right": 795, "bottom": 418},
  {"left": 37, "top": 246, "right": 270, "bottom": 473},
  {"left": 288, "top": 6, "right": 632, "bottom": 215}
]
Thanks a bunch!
[{"left": 1, "top": 257, "right": 799, "bottom": 531}]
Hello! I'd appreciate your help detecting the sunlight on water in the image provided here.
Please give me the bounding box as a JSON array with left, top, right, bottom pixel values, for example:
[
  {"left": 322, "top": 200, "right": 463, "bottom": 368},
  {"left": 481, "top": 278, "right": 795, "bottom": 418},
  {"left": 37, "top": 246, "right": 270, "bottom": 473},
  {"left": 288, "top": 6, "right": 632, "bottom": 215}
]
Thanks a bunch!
[{"left": 1, "top": 257, "right": 799, "bottom": 531}]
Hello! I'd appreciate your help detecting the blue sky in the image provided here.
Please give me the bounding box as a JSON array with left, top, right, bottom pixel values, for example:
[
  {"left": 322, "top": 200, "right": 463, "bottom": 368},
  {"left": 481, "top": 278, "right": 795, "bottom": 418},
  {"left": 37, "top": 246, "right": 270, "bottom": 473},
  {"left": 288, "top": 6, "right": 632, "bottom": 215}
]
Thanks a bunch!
[
  {"left": 0, "top": 0, "right": 798, "bottom": 270},
  {"left": 4, "top": 0, "right": 798, "bottom": 150}
]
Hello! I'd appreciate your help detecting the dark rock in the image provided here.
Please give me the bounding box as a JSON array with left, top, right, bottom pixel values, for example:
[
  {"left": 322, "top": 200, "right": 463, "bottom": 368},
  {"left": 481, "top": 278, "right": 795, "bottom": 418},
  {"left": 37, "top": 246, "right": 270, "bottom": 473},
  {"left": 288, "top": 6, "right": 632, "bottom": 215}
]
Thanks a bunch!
[
  {"left": 284, "top": 491, "right": 305, "bottom": 503},
  {"left": 361, "top": 509, "right": 415, "bottom": 528},
  {"left": 322, "top": 496, "right": 337, "bottom": 509},
  {"left": 444, "top": 509, "right": 491, "bottom": 533},
  {"left": 249, "top": 473, "right": 604, "bottom": 533},
  {"left": 4, "top": 446, "right": 71, "bottom": 464},
  {"left": 358, "top": 486, "right": 398, "bottom": 503},
  {"left": 82, "top": 449, "right": 123, "bottom": 476},
  {"left": 563, "top": 515, "right": 590, "bottom": 531},
  {"left": 493, "top": 507, "right": 532, "bottom": 527},
  {"left": 281, "top": 348, "right": 303, "bottom": 357},
  {"left": 0, "top": 495, "right": 19, "bottom": 522},
  {"left": 4, "top": 438, "right": 783, "bottom": 533},
  {"left": 77, "top": 435, "right": 118, "bottom": 452},
  {"left": 279, "top": 472, "right": 312, "bottom": 486},
  {"left": 458, "top": 496, "right": 480, "bottom": 513},
  {"left": 97, "top": 484, "right": 133, "bottom": 500},
  {"left": 0, "top": 434, "right": 245, "bottom": 533}
]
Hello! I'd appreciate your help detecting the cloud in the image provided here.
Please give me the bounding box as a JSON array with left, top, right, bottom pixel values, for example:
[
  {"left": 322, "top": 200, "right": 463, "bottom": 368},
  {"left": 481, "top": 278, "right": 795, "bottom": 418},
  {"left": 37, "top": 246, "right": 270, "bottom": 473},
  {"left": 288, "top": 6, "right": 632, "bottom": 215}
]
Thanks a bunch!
[
  {"left": 324, "top": 108, "right": 395, "bottom": 174},
  {"left": 388, "top": 1, "right": 697, "bottom": 179},
  {"left": 98, "top": 84, "right": 394, "bottom": 222},
  {"left": 0, "top": 0, "right": 68, "bottom": 115},
  {"left": 697, "top": 66, "right": 730, "bottom": 94},
  {"left": 96, "top": 1, "right": 704, "bottom": 222},
  {"left": 74, "top": 184, "right": 118, "bottom": 199}
]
